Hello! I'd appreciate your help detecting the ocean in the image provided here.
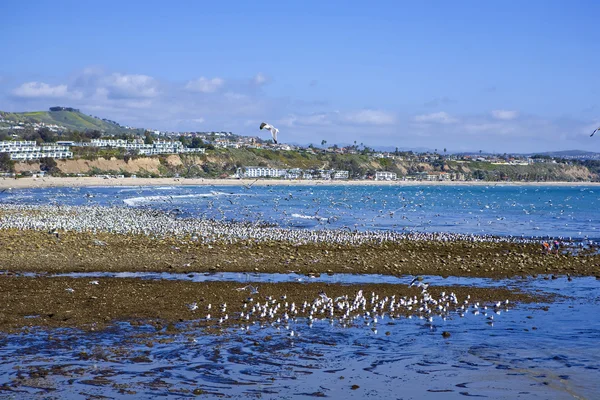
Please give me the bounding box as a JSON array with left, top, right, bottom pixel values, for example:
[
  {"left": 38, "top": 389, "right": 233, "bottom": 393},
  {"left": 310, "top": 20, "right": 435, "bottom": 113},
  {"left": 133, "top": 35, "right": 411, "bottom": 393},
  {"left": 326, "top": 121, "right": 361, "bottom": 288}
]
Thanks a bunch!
[{"left": 2, "top": 184, "right": 599, "bottom": 241}]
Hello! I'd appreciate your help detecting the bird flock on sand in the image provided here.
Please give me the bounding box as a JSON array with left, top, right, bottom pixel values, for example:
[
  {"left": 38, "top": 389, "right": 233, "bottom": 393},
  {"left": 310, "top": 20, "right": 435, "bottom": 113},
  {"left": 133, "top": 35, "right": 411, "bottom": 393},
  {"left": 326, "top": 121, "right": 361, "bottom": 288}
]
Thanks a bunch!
[{"left": 0, "top": 204, "right": 548, "bottom": 246}]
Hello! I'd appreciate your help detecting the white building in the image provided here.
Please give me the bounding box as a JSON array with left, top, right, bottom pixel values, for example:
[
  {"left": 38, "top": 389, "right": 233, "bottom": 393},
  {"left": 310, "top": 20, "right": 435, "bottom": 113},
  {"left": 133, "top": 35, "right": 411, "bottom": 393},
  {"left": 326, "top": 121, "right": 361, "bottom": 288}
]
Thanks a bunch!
[
  {"left": 0, "top": 141, "right": 73, "bottom": 160},
  {"left": 284, "top": 168, "right": 302, "bottom": 179},
  {"left": 332, "top": 170, "right": 349, "bottom": 180},
  {"left": 375, "top": 171, "right": 397, "bottom": 181},
  {"left": 243, "top": 166, "right": 287, "bottom": 178},
  {"left": 85, "top": 139, "right": 204, "bottom": 155}
]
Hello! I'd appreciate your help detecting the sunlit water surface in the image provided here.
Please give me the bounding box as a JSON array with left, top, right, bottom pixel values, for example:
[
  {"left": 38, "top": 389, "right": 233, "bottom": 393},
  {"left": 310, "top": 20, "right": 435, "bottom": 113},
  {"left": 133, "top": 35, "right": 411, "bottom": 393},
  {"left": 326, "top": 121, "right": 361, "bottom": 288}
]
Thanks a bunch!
[
  {"left": 1, "top": 184, "right": 599, "bottom": 240},
  {"left": 1, "top": 184, "right": 599, "bottom": 398},
  {"left": 0, "top": 276, "right": 598, "bottom": 399}
]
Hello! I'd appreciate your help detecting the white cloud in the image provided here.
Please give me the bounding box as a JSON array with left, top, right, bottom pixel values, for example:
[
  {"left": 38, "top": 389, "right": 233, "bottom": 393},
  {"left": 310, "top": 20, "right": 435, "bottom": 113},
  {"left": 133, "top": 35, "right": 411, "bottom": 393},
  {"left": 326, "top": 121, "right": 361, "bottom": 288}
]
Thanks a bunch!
[
  {"left": 343, "top": 109, "right": 396, "bottom": 125},
  {"left": 6, "top": 67, "right": 600, "bottom": 153},
  {"left": 279, "top": 110, "right": 395, "bottom": 128},
  {"left": 463, "top": 122, "right": 503, "bottom": 133},
  {"left": 254, "top": 73, "right": 267, "bottom": 85},
  {"left": 423, "top": 96, "right": 455, "bottom": 107},
  {"left": 185, "top": 77, "right": 224, "bottom": 93},
  {"left": 491, "top": 109, "right": 519, "bottom": 120},
  {"left": 224, "top": 92, "right": 248, "bottom": 100},
  {"left": 102, "top": 73, "right": 158, "bottom": 98},
  {"left": 413, "top": 111, "right": 458, "bottom": 124},
  {"left": 284, "top": 113, "right": 333, "bottom": 126},
  {"left": 12, "top": 82, "right": 81, "bottom": 99}
]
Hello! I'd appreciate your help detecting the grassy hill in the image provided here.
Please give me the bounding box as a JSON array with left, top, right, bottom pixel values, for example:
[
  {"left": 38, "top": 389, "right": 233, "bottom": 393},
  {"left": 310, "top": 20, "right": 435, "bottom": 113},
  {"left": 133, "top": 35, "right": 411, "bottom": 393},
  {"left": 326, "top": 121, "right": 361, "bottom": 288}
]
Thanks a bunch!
[{"left": 0, "top": 109, "right": 141, "bottom": 134}]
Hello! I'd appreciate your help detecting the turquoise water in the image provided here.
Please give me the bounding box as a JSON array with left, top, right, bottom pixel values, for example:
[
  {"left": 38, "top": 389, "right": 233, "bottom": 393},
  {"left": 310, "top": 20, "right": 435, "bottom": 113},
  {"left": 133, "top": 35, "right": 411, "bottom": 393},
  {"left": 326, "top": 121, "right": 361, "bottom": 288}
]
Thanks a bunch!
[{"left": 2, "top": 184, "right": 599, "bottom": 240}]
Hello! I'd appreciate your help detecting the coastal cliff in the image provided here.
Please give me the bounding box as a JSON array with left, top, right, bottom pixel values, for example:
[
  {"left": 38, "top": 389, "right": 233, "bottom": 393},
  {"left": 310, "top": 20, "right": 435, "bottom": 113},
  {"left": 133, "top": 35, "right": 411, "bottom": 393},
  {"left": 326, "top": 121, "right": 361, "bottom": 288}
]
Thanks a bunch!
[{"left": 10, "top": 149, "right": 600, "bottom": 182}]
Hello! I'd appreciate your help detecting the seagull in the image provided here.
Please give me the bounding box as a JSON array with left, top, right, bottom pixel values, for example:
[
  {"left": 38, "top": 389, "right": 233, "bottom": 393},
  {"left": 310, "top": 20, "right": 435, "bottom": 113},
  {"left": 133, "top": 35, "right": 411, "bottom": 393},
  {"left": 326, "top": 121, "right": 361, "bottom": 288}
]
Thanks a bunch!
[
  {"left": 409, "top": 276, "right": 423, "bottom": 287},
  {"left": 243, "top": 178, "right": 259, "bottom": 190},
  {"left": 591, "top": 126, "right": 600, "bottom": 137},
  {"left": 260, "top": 122, "right": 279, "bottom": 144},
  {"left": 235, "top": 285, "right": 259, "bottom": 294}
]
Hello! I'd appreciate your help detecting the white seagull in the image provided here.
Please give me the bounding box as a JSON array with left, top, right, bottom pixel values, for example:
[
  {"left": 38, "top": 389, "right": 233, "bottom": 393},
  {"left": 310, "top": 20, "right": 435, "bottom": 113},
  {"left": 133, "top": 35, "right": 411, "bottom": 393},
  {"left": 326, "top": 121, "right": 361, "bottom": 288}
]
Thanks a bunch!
[{"left": 260, "top": 122, "right": 279, "bottom": 144}]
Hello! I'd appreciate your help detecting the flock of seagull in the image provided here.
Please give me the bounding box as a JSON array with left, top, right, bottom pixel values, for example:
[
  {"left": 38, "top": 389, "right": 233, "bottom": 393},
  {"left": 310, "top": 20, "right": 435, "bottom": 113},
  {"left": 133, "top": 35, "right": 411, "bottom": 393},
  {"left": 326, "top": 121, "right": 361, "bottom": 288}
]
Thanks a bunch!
[
  {"left": 0, "top": 203, "right": 545, "bottom": 246},
  {"left": 185, "top": 284, "right": 510, "bottom": 335}
]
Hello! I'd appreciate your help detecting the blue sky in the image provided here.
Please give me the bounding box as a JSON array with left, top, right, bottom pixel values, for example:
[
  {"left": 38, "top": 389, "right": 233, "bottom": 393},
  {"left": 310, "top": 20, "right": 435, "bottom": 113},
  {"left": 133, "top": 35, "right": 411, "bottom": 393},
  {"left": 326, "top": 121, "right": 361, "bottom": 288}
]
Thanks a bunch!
[{"left": 1, "top": 0, "right": 599, "bottom": 153}]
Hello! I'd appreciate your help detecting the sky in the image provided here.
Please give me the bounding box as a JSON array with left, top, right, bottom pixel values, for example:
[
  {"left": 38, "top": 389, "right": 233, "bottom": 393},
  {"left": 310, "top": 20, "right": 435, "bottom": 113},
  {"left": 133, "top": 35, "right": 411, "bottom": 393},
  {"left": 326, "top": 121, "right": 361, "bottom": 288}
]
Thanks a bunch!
[{"left": 1, "top": 0, "right": 599, "bottom": 153}]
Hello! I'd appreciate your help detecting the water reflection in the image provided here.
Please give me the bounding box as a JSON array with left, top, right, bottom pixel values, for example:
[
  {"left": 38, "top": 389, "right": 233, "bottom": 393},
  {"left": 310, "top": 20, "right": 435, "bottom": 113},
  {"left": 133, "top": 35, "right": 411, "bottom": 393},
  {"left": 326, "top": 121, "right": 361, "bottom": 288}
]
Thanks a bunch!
[{"left": 0, "top": 276, "right": 598, "bottom": 398}]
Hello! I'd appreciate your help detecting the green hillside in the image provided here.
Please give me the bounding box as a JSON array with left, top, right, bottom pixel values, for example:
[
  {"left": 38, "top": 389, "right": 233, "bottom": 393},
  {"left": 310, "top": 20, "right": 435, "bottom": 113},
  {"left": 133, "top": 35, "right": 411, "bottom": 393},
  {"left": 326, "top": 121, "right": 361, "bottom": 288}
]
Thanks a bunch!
[{"left": 0, "top": 109, "right": 141, "bottom": 134}]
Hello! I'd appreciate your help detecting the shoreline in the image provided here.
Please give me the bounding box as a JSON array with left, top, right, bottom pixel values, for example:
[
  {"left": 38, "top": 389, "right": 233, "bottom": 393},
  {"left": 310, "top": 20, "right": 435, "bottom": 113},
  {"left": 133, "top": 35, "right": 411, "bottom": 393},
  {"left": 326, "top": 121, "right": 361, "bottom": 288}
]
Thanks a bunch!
[{"left": 2, "top": 176, "right": 600, "bottom": 189}]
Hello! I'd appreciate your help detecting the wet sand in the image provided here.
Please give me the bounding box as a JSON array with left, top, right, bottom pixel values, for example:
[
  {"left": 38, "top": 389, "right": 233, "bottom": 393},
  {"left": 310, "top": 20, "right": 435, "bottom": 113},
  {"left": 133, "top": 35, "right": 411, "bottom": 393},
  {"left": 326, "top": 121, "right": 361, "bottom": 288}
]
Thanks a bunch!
[
  {"left": 2, "top": 176, "right": 599, "bottom": 189},
  {"left": 0, "top": 276, "right": 536, "bottom": 332},
  {"left": 0, "top": 229, "right": 596, "bottom": 331},
  {"left": 1, "top": 230, "right": 598, "bottom": 277}
]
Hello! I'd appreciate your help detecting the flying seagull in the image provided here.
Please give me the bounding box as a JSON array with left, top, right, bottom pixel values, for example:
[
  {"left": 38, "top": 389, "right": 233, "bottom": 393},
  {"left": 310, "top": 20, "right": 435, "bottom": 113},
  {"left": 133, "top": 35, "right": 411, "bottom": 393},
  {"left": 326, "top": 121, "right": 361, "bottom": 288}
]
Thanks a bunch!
[
  {"left": 260, "top": 122, "right": 279, "bottom": 144},
  {"left": 591, "top": 126, "right": 600, "bottom": 137}
]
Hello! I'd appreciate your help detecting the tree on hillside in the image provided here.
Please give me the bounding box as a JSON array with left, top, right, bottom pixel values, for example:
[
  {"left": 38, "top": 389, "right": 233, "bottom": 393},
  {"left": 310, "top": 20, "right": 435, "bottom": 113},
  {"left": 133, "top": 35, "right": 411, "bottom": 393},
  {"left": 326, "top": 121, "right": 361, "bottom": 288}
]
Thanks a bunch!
[
  {"left": 190, "top": 137, "right": 204, "bottom": 148},
  {"left": 179, "top": 135, "right": 190, "bottom": 147},
  {"left": 0, "top": 153, "right": 15, "bottom": 172},
  {"left": 39, "top": 157, "right": 59, "bottom": 175},
  {"left": 144, "top": 131, "right": 154, "bottom": 145},
  {"left": 83, "top": 130, "right": 102, "bottom": 140},
  {"left": 37, "top": 127, "right": 56, "bottom": 143},
  {"left": 321, "top": 140, "right": 327, "bottom": 146}
]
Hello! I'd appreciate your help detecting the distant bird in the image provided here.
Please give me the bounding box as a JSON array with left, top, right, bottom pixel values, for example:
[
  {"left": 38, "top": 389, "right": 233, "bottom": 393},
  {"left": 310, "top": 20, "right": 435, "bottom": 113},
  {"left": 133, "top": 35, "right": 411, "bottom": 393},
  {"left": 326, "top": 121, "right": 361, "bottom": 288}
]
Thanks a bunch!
[
  {"left": 243, "top": 178, "right": 259, "bottom": 190},
  {"left": 591, "top": 126, "right": 600, "bottom": 137},
  {"left": 260, "top": 122, "right": 279, "bottom": 144},
  {"left": 409, "top": 276, "right": 423, "bottom": 287},
  {"left": 235, "top": 285, "right": 259, "bottom": 294}
]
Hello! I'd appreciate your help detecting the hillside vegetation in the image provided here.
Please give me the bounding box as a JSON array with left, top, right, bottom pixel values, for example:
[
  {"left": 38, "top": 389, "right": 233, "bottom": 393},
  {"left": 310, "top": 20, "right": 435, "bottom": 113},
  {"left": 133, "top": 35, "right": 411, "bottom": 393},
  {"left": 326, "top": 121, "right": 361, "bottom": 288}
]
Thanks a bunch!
[
  {"left": 0, "top": 110, "right": 141, "bottom": 134},
  {"left": 11, "top": 148, "right": 599, "bottom": 182}
]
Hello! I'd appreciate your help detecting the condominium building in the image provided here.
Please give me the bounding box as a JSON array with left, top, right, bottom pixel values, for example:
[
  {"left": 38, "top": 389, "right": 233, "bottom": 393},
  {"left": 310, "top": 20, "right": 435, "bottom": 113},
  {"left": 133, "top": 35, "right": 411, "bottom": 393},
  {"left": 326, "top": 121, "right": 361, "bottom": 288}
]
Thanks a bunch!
[
  {"left": 0, "top": 141, "right": 73, "bottom": 160},
  {"left": 243, "top": 166, "right": 287, "bottom": 178},
  {"left": 86, "top": 139, "right": 205, "bottom": 155}
]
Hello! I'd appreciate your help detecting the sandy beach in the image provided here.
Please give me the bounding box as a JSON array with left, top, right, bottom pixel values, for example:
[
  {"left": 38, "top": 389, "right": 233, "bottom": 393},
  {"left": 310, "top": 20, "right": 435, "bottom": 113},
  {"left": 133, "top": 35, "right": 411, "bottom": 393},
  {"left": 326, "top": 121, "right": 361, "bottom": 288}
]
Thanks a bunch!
[{"left": 1, "top": 176, "right": 599, "bottom": 189}]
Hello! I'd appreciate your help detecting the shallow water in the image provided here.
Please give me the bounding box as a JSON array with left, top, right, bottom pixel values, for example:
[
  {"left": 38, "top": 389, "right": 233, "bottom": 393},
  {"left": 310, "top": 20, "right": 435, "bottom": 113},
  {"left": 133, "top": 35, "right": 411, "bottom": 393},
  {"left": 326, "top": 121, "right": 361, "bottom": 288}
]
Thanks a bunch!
[
  {"left": 7, "top": 270, "right": 593, "bottom": 289},
  {"left": 2, "top": 184, "right": 599, "bottom": 240},
  {"left": 1, "top": 184, "right": 599, "bottom": 398},
  {"left": 1, "top": 276, "right": 598, "bottom": 399}
]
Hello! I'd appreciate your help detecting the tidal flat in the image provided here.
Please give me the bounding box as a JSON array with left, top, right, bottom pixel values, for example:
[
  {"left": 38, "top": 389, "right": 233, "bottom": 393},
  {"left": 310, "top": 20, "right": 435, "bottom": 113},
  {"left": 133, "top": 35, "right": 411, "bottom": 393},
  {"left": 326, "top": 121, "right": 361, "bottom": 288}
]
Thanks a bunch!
[{"left": 1, "top": 206, "right": 599, "bottom": 398}]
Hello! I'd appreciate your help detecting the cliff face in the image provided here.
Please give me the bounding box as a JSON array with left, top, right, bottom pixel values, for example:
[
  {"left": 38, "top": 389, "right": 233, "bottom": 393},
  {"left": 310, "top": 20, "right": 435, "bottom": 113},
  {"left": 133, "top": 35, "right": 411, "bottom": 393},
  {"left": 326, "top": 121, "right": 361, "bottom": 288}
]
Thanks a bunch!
[
  {"left": 16, "top": 157, "right": 163, "bottom": 174},
  {"left": 10, "top": 150, "right": 599, "bottom": 182}
]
